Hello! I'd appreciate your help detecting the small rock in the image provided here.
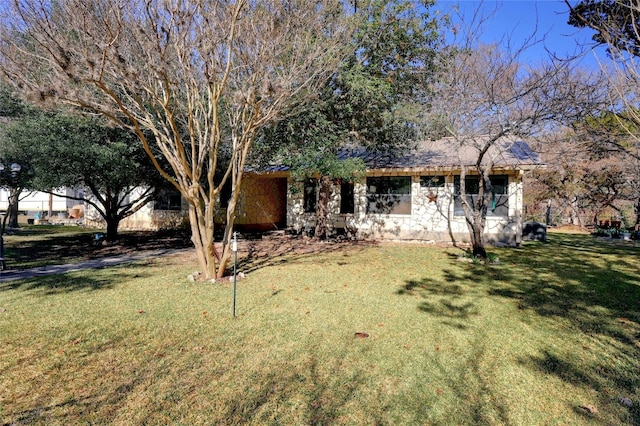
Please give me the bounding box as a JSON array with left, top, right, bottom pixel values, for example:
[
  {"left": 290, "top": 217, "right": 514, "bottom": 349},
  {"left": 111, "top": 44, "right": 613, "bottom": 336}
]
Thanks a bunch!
[
  {"left": 187, "top": 274, "right": 196, "bottom": 282},
  {"left": 618, "top": 397, "right": 633, "bottom": 408},
  {"left": 238, "top": 272, "right": 245, "bottom": 279}
]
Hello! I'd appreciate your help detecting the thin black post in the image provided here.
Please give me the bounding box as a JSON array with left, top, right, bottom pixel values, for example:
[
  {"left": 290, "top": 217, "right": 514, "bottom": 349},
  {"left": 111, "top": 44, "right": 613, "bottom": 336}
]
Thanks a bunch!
[
  {"left": 232, "top": 231, "right": 238, "bottom": 318},
  {"left": 0, "top": 228, "right": 4, "bottom": 271}
]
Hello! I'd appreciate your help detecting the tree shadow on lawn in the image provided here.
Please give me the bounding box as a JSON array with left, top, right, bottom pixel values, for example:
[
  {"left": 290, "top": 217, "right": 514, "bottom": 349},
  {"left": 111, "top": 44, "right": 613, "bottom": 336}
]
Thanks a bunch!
[
  {"left": 5, "top": 228, "right": 193, "bottom": 270},
  {"left": 397, "top": 233, "right": 640, "bottom": 424},
  {"left": 3, "top": 338, "right": 373, "bottom": 425},
  {"left": 0, "top": 266, "right": 153, "bottom": 295},
  {"left": 233, "top": 235, "right": 377, "bottom": 275},
  {"left": 3, "top": 335, "right": 138, "bottom": 425},
  {"left": 219, "top": 347, "right": 369, "bottom": 425}
]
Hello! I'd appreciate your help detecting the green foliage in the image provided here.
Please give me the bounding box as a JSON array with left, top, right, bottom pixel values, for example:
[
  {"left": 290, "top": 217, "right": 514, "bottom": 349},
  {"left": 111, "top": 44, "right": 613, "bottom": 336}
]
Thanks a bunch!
[
  {"left": 255, "top": 0, "right": 444, "bottom": 178},
  {"left": 0, "top": 109, "right": 167, "bottom": 238},
  {"left": 568, "top": 0, "right": 640, "bottom": 57},
  {"left": 0, "top": 84, "right": 32, "bottom": 118},
  {"left": 579, "top": 109, "right": 640, "bottom": 154},
  {"left": 1, "top": 111, "right": 161, "bottom": 192}
]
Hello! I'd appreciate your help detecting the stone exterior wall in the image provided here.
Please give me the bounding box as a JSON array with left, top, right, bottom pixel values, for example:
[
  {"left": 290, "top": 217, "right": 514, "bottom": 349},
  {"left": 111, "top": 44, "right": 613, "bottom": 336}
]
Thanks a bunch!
[
  {"left": 84, "top": 170, "right": 524, "bottom": 246},
  {"left": 84, "top": 187, "right": 189, "bottom": 231},
  {"left": 288, "top": 173, "right": 523, "bottom": 244}
]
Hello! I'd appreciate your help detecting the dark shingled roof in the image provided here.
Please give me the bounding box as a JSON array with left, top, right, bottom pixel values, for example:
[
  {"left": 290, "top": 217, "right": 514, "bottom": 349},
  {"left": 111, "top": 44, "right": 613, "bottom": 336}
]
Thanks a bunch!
[
  {"left": 339, "top": 136, "right": 543, "bottom": 171},
  {"left": 256, "top": 135, "right": 543, "bottom": 173}
]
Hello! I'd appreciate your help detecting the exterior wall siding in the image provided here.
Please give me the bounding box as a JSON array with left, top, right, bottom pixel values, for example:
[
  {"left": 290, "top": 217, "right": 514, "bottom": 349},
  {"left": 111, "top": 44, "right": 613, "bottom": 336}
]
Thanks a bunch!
[
  {"left": 234, "top": 175, "right": 287, "bottom": 231},
  {"left": 287, "top": 173, "right": 523, "bottom": 244},
  {"left": 0, "top": 188, "right": 82, "bottom": 213},
  {"left": 81, "top": 170, "right": 525, "bottom": 246}
]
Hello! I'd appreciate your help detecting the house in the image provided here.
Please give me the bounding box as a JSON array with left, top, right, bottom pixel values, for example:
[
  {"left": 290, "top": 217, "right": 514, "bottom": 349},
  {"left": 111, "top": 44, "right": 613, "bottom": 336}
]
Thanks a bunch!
[
  {"left": 97, "top": 135, "right": 543, "bottom": 245},
  {"left": 83, "top": 186, "right": 189, "bottom": 231},
  {"left": 235, "top": 136, "right": 544, "bottom": 245}
]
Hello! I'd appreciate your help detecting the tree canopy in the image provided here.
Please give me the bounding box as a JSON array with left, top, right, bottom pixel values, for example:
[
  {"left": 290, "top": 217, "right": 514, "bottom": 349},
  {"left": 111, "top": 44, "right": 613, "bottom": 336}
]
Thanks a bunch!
[
  {"left": 0, "top": 0, "right": 352, "bottom": 279},
  {"left": 1, "top": 111, "right": 166, "bottom": 239},
  {"left": 255, "top": 0, "right": 443, "bottom": 239},
  {"left": 567, "top": 0, "right": 640, "bottom": 57}
]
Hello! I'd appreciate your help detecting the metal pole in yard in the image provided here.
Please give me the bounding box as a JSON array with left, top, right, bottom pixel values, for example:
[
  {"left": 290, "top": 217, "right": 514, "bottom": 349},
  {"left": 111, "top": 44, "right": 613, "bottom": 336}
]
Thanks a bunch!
[{"left": 232, "top": 231, "right": 238, "bottom": 318}]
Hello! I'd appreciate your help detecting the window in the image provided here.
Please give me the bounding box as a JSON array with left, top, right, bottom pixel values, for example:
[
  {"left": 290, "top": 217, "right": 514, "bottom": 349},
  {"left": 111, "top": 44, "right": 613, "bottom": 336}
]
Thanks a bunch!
[
  {"left": 154, "top": 190, "right": 182, "bottom": 211},
  {"left": 219, "top": 180, "right": 232, "bottom": 208},
  {"left": 454, "top": 175, "right": 509, "bottom": 217},
  {"left": 366, "top": 176, "right": 411, "bottom": 215},
  {"left": 340, "top": 181, "right": 355, "bottom": 214},
  {"left": 303, "top": 178, "right": 317, "bottom": 213},
  {"left": 420, "top": 175, "right": 445, "bottom": 188}
]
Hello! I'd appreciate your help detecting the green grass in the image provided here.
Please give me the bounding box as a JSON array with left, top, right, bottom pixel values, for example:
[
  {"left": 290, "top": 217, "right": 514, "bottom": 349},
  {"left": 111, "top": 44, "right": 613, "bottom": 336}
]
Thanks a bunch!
[{"left": 1, "top": 232, "right": 639, "bottom": 425}]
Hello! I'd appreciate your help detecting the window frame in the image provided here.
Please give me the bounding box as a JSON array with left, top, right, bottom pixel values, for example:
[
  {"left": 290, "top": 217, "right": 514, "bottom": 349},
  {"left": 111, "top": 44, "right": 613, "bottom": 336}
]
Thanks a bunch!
[
  {"left": 366, "top": 176, "right": 412, "bottom": 215},
  {"left": 154, "top": 190, "right": 182, "bottom": 211},
  {"left": 419, "top": 175, "right": 446, "bottom": 188},
  {"left": 339, "top": 181, "right": 355, "bottom": 214},
  {"left": 303, "top": 178, "right": 317, "bottom": 213},
  {"left": 454, "top": 175, "right": 509, "bottom": 217}
]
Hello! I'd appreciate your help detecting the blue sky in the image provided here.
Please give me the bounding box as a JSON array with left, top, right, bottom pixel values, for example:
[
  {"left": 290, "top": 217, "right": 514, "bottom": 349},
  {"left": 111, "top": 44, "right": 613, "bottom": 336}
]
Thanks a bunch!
[{"left": 435, "top": 0, "right": 606, "bottom": 68}]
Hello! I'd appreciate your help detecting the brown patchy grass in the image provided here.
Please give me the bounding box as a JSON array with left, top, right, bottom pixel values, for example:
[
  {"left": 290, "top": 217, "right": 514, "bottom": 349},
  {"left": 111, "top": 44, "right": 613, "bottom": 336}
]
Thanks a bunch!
[
  {"left": 549, "top": 224, "right": 591, "bottom": 234},
  {"left": 1, "top": 231, "right": 639, "bottom": 425}
]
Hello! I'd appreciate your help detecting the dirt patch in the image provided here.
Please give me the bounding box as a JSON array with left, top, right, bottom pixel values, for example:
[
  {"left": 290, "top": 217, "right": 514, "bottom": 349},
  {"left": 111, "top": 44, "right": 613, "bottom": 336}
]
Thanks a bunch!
[
  {"left": 7, "top": 227, "right": 377, "bottom": 271},
  {"left": 232, "top": 233, "right": 377, "bottom": 274},
  {"left": 548, "top": 225, "right": 591, "bottom": 234}
]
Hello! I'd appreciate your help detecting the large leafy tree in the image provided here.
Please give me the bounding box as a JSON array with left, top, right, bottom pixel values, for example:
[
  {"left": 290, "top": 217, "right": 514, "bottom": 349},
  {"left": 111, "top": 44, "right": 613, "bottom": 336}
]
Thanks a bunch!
[
  {"left": 0, "top": 0, "right": 350, "bottom": 279},
  {"left": 1, "top": 111, "right": 166, "bottom": 240},
  {"left": 0, "top": 85, "right": 35, "bottom": 229},
  {"left": 567, "top": 0, "right": 640, "bottom": 56},
  {"left": 255, "top": 0, "right": 442, "bottom": 239}
]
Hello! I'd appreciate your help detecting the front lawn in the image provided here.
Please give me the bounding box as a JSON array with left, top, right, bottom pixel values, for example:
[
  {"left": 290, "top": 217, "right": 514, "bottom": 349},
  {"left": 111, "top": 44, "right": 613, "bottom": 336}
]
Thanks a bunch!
[{"left": 1, "top": 232, "right": 639, "bottom": 425}]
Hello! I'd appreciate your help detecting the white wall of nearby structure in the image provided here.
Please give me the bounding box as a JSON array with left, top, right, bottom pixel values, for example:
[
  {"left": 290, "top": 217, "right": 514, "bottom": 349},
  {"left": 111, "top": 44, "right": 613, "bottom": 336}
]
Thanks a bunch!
[{"left": 0, "top": 188, "right": 83, "bottom": 214}]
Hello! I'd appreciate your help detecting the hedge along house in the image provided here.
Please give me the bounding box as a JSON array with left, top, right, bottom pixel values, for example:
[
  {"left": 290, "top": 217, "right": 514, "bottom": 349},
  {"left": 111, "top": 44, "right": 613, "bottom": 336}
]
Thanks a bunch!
[{"left": 239, "top": 135, "right": 544, "bottom": 245}]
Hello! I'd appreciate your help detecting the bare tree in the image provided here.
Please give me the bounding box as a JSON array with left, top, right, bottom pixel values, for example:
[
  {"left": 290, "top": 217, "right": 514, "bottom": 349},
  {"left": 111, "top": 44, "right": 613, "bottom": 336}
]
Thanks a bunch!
[
  {"left": 0, "top": 0, "right": 350, "bottom": 279},
  {"left": 426, "top": 10, "right": 602, "bottom": 257},
  {"left": 566, "top": 0, "right": 640, "bottom": 227}
]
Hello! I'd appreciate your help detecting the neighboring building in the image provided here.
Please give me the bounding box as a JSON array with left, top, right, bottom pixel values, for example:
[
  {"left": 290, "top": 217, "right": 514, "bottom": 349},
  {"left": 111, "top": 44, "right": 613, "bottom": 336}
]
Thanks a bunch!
[
  {"left": 85, "top": 187, "right": 189, "bottom": 231},
  {"left": 0, "top": 188, "right": 84, "bottom": 218}
]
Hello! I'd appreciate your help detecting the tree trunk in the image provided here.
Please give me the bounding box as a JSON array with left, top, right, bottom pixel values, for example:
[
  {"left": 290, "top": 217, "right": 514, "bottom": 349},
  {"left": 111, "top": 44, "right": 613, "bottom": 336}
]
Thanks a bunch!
[
  {"left": 315, "top": 175, "right": 332, "bottom": 240},
  {"left": 635, "top": 198, "right": 640, "bottom": 230},
  {"left": 105, "top": 217, "right": 120, "bottom": 241},
  {"left": 470, "top": 219, "right": 487, "bottom": 258},
  {"left": 7, "top": 189, "right": 20, "bottom": 228},
  {"left": 188, "top": 203, "right": 217, "bottom": 280}
]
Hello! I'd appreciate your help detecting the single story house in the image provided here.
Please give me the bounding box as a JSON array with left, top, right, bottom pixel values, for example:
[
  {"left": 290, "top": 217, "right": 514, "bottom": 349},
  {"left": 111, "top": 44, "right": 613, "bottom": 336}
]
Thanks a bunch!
[
  {"left": 107, "top": 136, "right": 543, "bottom": 245},
  {"left": 233, "top": 136, "right": 544, "bottom": 245}
]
